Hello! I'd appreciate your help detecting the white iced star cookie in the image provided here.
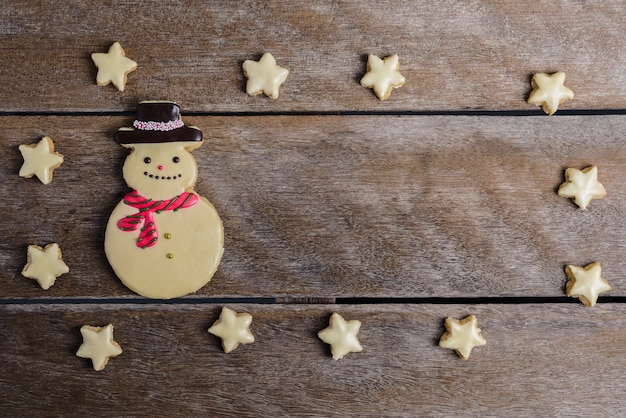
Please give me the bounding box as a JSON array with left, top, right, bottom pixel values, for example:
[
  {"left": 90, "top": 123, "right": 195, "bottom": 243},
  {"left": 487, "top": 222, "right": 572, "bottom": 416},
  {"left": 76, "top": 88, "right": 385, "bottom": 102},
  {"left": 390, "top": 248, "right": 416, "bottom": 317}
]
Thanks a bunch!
[
  {"left": 318, "top": 312, "right": 363, "bottom": 360},
  {"left": 19, "top": 136, "right": 63, "bottom": 185},
  {"left": 527, "top": 72, "right": 574, "bottom": 115},
  {"left": 208, "top": 307, "right": 255, "bottom": 353},
  {"left": 91, "top": 42, "right": 138, "bottom": 91},
  {"left": 439, "top": 315, "right": 486, "bottom": 360},
  {"left": 565, "top": 262, "right": 611, "bottom": 307},
  {"left": 242, "top": 52, "right": 289, "bottom": 99},
  {"left": 76, "top": 324, "right": 123, "bottom": 371},
  {"left": 21, "top": 243, "right": 69, "bottom": 290},
  {"left": 558, "top": 165, "right": 606, "bottom": 210},
  {"left": 360, "top": 54, "right": 406, "bottom": 100}
]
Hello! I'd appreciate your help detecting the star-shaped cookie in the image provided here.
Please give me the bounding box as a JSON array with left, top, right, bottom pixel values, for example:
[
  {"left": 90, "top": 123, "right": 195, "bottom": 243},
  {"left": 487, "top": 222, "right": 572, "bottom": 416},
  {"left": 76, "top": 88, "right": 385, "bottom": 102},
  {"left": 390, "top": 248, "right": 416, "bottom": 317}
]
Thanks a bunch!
[
  {"left": 19, "top": 136, "right": 64, "bottom": 185},
  {"left": 318, "top": 312, "right": 363, "bottom": 360},
  {"left": 76, "top": 324, "right": 123, "bottom": 371},
  {"left": 527, "top": 72, "right": 574, "bottom": 115},
  {"left": 91, "top": 42, "right": 138, "bottom": 91},
  {"left": 558, "top": 165, "right": 606, "bottom": 210},
  {"left": 565, "top": 262, "right": 611, "bottom": 307},
  {"left": 242, "top": 53, "right": 289, "bottom": 99},
  {"left": 208, "top": 307, "right": 255, "bottom": 353},
  {"left": 439, "top": 315, "right": 486, "bottom": 360},
  {"left": 22, "top": 243, "right": 69, "bottom": 290},
  {"left": 360, "top": 54, "right": 406, "bottom": 100}
]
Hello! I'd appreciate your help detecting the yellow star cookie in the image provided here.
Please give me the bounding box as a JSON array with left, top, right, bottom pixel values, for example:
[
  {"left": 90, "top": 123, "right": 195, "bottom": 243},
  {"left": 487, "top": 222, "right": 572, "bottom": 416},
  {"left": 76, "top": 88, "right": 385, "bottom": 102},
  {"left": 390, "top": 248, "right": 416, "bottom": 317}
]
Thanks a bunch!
[
  {"left": 360, "top": 54, "right": 406, "bottom": 100},
  {"left": 318, "top": 312, "right": 363, "bottom": 360},
  {"left": 19, "top": 136, "right": 63, "bottom": 185},
  {"left": 558, "top": 165, "right": 606, "bottom": 210},
  {"left": 22, "top": 243, "right": 69, "bottom": 290},
  {"left": 565, "top": 262, "right": 611, "bottom": 307},
  {"left": 439, "top": 315, "right": 486, "bottom": 360},
  {"left": 76, "top": 324, "right": 123, "bottom": 371},
  {"left": 242, "top": 53, "right": 289, "bottom": 99},
  {"left": 527, "top": 72, "right": 574, "bottom": 115},
  {"left": 91, "top": 42, "right": 138, "bottom": 91},
  {"left": 208, "top": 307, "right": 255, "bottom": 353}
]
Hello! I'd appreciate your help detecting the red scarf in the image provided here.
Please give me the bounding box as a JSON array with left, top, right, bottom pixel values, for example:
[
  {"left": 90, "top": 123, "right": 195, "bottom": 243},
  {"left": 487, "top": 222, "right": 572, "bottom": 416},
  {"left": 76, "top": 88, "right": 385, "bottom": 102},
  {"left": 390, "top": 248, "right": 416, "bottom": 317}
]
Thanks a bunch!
[{"left": 117, "top": 190, "right": 198, "bottom": 249}]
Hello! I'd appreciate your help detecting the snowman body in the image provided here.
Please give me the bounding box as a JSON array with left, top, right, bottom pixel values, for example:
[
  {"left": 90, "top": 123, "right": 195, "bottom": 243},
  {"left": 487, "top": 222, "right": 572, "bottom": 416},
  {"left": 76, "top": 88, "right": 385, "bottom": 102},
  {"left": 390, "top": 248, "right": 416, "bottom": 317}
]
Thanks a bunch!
[{"left": 105, "top": 140, "right": 223, "bottom": 299}]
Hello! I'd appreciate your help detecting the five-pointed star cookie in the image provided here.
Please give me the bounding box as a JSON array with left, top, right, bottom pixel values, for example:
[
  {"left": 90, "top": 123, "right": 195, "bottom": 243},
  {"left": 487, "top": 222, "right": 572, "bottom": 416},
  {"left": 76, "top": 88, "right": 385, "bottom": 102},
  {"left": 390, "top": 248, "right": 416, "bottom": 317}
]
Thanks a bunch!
[
  {"left": 360, "top": 54, "right": 406, "bottom": 101},
  {"left": 21, "top": 243, "right": 69, "bottom": 290},
  {"left": 19, "top": 136, "right": 64, "bottom": 185},
  {"left": 208, "top": 307, "right": 255, "bottom": 353},
  {"left": 318, "top": 312, "right": 363, "bottom": 360},
  {"left": 439, "top": 315, "right": 486, "bottom": 360},
  {"left": 565, "top": 262, "right": 611, "bottom": 307},
  {"left": 76, "top": 324, "right": 123, "bottom": 371},
  {"left": 242, "top": 52, "right": 289, "bottom": 99},
  {"left": 558, "top": 165, "right": 606, "bottom": 210},
  {"left": 91, "top": 42, "right": 138, "bottom": 91},
  {"left": 527, "top": 71, "right": 574, "bottom": 115}
]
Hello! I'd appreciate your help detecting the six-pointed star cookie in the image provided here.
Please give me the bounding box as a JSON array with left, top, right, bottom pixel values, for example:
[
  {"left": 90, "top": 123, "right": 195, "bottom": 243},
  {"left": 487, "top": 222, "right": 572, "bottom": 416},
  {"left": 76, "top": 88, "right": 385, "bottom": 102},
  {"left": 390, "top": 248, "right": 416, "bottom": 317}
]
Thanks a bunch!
[
  {"left": 360, "top": 54, "right": 406, "bottom": 100},
  {"left": 76, "top": 324, "right": 123, "bottom": 371},
  {"left": 439, "top": 315, "right": 486, "bottom": 360},
  {"left": 21, "top": 243, "right": 69, "bottom": 290},
  {"left": 242, "top": 52, "right": 289, "bottom": 99},
  {"left": 527, "top": 71, "right": 574, "bottom": 115},
  {"left": 565, "top": 262, "right": 611, "bottom": 307},
  {"left": 318, "top": 312, "right": 363, "bottom": 360},
  {"left": 19, "top": 136, "right": 64, "bottom": 185},
  {"left": 208, "top": 307, "right": 255, "bottom": 353},
  {"left": 91, "top": 42, "right": 138, "bottom": 91},
  {"left": 558, "top": 165, "right": 606, "bottom": 210}
]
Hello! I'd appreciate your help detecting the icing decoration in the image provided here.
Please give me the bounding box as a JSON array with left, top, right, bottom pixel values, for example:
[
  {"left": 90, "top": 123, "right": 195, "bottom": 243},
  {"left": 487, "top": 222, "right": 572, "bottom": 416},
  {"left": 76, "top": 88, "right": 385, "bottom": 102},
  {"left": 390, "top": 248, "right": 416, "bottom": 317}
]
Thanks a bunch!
[
  {"left": 557, "top": 165, "right": 606, "bottom": 210},
  {"left": 21, "top": 243, "right": 69, "bottom": 290},
  {"left": 527, "top": 71, "right": 574, "bottom": 115},
  {"left": 104, "top": 101, "right": 224, "bottom": 299},
  {"left": 317, "top": 313, "right": 363, "bottom": 360},
  {"left": 18, "top": 136, "right": 64, "bottom": 185},
  {"left": 76, "top": 324, "right": 123, "bottom": 371},
  {"left": 117, "top": 190, "right": 198, "bottom": 249},
  {"left": 360, "top": 54, "right": 406, "bottom": 101},
  {"left": 91, "top": 42, "right": 137, "bottom": 91},
  {"left": 242, "top": 52, "right": 289, "bottom": 99},
  {"left": 439, "top": 315, "right": 486, "bottom": 360},
  {"left": 565, "top": 262, "right": 611, "bottom": 307},
  {"left": 208, "top": 307, "right": 255, "bottom": 353},
  {"left": 133, "top": 119, "right": 185, "bottom": 132}
]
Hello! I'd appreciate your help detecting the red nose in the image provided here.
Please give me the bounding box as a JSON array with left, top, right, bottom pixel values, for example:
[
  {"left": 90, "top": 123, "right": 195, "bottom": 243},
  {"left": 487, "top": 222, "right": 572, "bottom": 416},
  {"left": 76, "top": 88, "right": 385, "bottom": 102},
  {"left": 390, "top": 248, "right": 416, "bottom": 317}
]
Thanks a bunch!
[{"left": 158, "top": 165, "right": 164, "bottom": 170}]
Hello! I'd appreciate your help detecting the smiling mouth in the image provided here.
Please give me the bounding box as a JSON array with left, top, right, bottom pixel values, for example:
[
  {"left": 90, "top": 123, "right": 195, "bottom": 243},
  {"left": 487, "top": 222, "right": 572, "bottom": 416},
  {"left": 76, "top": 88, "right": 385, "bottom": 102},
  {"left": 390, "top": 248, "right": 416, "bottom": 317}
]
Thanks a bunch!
[{"left": 144, "top": 172, "right": 183, "bottom": 180}]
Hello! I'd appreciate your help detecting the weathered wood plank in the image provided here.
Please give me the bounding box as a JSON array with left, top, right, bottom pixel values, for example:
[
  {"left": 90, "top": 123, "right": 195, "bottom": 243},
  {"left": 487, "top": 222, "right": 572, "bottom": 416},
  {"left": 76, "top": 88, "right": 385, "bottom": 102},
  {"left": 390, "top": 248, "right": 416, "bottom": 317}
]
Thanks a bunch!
[
  {"left": 1, "top": 0, "right": 625, "bottom": 112},
  {"left": 2, "top": 115, "right": 625, "bottom": 299},
  {"left": 1, "top": 303, "right": 624, "bottom": 416}
]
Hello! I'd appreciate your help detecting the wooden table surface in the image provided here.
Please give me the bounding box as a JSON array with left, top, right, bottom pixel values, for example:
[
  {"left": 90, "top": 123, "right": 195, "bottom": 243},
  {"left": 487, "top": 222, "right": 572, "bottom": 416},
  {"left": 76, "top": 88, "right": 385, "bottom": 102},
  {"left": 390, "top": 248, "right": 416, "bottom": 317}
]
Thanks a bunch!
[{"left": 2, "top": 1, "right": 626, "bottom": 416}]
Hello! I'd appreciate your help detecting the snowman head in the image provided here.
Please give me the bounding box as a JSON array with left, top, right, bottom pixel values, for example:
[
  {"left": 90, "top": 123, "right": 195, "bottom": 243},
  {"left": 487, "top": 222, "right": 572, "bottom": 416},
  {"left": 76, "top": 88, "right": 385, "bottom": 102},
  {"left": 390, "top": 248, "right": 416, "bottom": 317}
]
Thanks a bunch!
[{"left": 115, "top": 101, "right": 204, "bottom": 200}]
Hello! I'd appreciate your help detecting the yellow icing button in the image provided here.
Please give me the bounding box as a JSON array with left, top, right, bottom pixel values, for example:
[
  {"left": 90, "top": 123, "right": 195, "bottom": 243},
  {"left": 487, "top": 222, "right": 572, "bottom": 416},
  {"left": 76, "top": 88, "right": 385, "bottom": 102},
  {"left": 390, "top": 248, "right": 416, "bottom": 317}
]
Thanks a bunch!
[
  {"left": 318, "top": 312, "right": 363, "bottom": 360},
  {"left": 164, "top": 233, "right": 172, "bottom": 240},
  {"left": 166, "top": 253, "right": 174, "bottom": 259}
]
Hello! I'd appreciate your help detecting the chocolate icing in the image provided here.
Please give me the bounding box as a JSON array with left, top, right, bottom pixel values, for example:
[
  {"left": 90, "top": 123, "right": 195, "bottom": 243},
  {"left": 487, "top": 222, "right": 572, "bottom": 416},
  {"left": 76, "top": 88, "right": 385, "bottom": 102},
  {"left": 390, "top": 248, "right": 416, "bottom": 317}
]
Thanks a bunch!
[{"left": 115, "top": 101, "right": 203, "bottom": 144}]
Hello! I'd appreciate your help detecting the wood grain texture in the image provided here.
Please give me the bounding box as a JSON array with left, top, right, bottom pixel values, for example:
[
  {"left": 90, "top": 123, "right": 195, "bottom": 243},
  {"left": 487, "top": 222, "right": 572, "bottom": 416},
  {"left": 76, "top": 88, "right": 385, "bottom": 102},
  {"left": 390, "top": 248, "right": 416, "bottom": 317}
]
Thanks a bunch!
[
  {"left": 1, "top": 0, "right": 625, "bottom": 112},
  {"left": 2, "top": 114, "right": 625, "bottom": 299},
  {"left": 1, "top": 303, "right": 625, "bottom": 417}
]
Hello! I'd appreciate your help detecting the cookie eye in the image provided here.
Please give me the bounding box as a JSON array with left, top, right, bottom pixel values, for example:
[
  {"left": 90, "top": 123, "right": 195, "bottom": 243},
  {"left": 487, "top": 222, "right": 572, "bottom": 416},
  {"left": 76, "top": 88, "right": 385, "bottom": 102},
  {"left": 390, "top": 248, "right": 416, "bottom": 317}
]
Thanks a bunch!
[
  {"left": 144, "top": 157, "right": 151, "bottom": 164},
  {"left": 172, "top": 156, "right": 180, "bottom": 163}
]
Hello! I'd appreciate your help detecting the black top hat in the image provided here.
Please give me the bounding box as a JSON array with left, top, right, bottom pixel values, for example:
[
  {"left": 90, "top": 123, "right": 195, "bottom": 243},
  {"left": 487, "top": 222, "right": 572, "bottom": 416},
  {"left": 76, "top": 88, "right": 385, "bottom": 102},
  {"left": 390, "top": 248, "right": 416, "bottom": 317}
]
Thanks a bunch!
[{"left": 115, "top": 101, "right": 202, "bottom": 144}]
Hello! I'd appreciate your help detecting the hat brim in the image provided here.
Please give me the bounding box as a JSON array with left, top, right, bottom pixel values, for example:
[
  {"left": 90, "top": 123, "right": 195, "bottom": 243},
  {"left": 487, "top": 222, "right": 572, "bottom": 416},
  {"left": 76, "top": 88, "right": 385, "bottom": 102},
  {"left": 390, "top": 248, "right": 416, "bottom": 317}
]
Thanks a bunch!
[{"left": 115, "top": 126, "right": 202, "bottom": 144}]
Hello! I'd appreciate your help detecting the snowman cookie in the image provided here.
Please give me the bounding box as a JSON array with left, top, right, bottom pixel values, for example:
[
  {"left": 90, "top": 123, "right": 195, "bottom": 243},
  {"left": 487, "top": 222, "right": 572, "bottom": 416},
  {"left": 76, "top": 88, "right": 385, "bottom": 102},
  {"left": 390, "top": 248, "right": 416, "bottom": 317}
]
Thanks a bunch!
[{"left": 105, "top": 101, "right": 224, "bottom": 299}]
